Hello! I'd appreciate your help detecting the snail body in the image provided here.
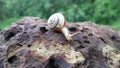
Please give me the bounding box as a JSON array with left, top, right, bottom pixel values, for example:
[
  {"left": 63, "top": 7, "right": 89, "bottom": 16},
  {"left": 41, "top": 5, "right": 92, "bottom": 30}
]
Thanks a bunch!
[{"left": 47, "top": 13, "right": 71, "bottom": 41}]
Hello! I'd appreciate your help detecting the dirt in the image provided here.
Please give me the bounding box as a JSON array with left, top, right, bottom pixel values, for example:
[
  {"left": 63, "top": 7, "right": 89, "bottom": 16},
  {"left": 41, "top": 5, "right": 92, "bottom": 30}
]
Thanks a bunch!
[{"left": 0, "top": 17, "right": 120, "bottom": 68}]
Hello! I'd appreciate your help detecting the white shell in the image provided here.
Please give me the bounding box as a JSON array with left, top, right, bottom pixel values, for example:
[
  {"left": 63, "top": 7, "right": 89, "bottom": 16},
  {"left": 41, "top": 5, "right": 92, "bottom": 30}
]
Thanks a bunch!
[
  {"left": 47, "top": 13, "right": 71, "bottom": 41},
  {"left": 47, "top": 13, "right": 66, "bottom": 29}
]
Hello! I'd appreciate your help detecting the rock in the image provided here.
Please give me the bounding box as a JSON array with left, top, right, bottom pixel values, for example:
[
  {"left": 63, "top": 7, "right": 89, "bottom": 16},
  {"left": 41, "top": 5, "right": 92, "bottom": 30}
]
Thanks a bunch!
[{"left": 0, "top": 17, "right": 120, "bottom": 68}]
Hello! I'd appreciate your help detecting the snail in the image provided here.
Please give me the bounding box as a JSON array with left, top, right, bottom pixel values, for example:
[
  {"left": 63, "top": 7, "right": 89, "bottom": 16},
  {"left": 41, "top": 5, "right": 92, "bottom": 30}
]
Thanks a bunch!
[{"left": 47, "top": 13, "right": 71, "bottom": 41}]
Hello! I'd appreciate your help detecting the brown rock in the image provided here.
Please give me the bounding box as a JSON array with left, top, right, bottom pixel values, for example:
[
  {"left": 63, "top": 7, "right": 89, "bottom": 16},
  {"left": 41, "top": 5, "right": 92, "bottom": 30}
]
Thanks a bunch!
[{"left": 0, "top": 17, "right": 120, "bottom": 68}]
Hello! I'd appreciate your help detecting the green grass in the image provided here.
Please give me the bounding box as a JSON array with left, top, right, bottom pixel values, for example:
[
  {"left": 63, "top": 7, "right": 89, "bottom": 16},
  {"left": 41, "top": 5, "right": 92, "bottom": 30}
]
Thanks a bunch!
[
  {"left": 110, "top": 19, "right": 120, "bottom": 31},
  {"left": 110, "top": 24, "right": 120, "bottom": 31},
  {"left": 0, "top": 17, "right": 18, "bottom": 30}
]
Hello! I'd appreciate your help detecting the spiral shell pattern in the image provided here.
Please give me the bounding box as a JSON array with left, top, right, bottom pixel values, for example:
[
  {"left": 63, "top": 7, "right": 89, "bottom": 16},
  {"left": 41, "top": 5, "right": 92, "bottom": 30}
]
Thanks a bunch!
[
  {"left": 47, "top": 13, "right": 66, "bottom": 29},
  {"left": 47, "top": 13, "right": 71, "bottom": 41}
]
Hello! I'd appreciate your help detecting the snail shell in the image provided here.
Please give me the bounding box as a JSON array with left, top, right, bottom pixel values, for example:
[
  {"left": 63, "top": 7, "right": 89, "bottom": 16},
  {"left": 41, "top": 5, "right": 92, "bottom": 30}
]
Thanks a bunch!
[
  {"left": 47, "top": 13, "right": 66, "bottom": 30},
  {"left": 47, "top": 13, "right": 71, "bottom": 41}
]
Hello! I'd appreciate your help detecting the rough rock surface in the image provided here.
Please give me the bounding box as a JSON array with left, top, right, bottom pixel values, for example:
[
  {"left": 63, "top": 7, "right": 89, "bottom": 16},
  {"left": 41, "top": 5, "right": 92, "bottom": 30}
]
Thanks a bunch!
[{"left": 0, "top": 17, "right": 120, "bottom": 68}]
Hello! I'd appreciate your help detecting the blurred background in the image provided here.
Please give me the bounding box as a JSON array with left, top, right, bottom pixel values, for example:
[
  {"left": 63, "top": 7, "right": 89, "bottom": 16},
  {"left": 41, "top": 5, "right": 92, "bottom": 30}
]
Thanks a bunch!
[{"left": 0, "top": 0, "right": 120, "bottom": 30}]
